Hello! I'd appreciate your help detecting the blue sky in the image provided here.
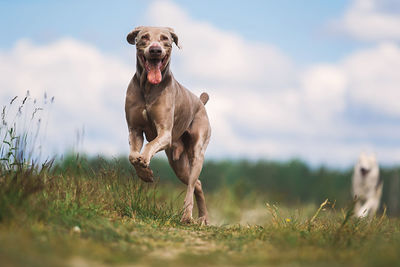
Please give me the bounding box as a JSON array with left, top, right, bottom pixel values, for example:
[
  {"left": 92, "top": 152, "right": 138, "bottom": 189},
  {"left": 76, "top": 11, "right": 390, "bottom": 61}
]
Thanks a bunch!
[
  {"left": 1, "top": 0, "right": 400, "bottom": 167},
  {"left": 0, "top": 0, "right": 356, "bottom": 63}
]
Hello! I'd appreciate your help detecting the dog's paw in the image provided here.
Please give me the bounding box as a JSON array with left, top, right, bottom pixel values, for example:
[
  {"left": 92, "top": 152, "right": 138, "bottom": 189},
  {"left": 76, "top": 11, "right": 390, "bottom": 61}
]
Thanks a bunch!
[
  {"left": 137, "top": 156, "right": 149, "bottom": 168},
  {"left": 180, "top": 214, "right": 194, "bottom": 224},
  {"left": 133, "top": 162, "right": 154, "bottom": 183},
  {"left": 197, "top": 216, "right": 209, "bottom": 226},
  {"left": 129, "top": 152, "right": 141, "bottom": 165}
]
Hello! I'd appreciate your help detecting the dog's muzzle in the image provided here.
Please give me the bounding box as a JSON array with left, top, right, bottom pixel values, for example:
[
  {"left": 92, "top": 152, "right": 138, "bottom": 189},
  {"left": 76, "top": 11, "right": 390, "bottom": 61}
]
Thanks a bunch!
[
  {"left": 140, "top": 44, "right": 169, "bottom": 85},
  {"left": 149, "top": 45, "right": 162, "bottom": 57},
  {"left": 360, "top": 167, "right": 369, "bottom": 176}
]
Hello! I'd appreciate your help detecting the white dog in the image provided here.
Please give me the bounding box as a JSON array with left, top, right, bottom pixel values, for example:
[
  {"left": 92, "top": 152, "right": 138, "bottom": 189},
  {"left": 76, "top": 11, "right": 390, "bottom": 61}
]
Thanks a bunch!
[{"left": 352, "top": 153, "right": 383, "bottom": 218}]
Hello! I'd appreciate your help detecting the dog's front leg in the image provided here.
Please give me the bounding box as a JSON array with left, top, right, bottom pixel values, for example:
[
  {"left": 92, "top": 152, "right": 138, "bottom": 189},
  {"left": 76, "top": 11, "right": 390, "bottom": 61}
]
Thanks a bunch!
[
  {"left": 137, "top": 99, "right": 174, "bottom": 167},
  {"left": 128, "top": 128, "right": 154, "bottom": 183},
  {"left": 139, "top": 127, "right": 172, "bottom": 167},
  {"left": 358, "top": 196, "right": 380, "bottom": 218},
  {"left": 128, "top": 127, "right": 144, "bottom": 164}
]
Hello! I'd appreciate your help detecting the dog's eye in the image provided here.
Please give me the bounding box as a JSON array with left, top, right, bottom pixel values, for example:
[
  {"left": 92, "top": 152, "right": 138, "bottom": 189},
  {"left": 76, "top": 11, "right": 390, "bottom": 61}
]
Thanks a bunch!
[
  {"left": 160, "top": 35, "right": 169, "bottom": 41},
  {"left": 141, "top": 34, "right": 150, "bottom": 41}
]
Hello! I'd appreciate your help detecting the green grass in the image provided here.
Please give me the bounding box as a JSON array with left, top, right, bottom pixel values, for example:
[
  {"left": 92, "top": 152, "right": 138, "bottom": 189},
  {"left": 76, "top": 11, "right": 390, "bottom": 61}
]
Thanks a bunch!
[
  {"left": 1, "top": 95, "right": 400, "bottom": 266},
  {"left": 1, "top": 157, "right": 400, "bottom": 266}
]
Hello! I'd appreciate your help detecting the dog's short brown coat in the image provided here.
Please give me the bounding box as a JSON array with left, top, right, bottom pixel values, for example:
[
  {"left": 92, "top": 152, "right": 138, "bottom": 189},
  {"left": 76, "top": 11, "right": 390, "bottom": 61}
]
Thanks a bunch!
[{"left": 125, "top": 26, "right": 211, "bottom": 224}]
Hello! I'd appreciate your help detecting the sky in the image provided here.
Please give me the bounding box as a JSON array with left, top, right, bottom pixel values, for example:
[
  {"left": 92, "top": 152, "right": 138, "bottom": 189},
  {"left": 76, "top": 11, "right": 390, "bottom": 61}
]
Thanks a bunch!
[{"left": 1, "top": 0, "right": 400, "bottom": 167}]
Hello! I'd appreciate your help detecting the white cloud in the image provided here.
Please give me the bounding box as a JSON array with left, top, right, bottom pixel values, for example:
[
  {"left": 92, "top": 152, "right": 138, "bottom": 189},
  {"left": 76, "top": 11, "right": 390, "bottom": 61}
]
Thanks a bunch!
[
  {"left": 330, "top": 0, "right": 400, "bottom": 41},
  {"left": 145, "top": 1, "right": 295, "bottom": 89},
  {"left": 0, "top": 38, "right": 133, "bottom": 156},
  {"left": 343, "top": 42, "right": 400, "bottom": 116},
  {"left": 301, "top": 65, "right": 348, "bottom": 122},
  {"left": 1, "top": 1, "right": 400, "bottom": 166}
]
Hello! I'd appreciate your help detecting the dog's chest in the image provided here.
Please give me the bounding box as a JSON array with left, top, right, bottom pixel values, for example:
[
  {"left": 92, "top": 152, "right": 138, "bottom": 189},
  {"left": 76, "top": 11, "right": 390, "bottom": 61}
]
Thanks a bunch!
[
  {"left": 139, "top": 106, "right": 158, "bottom": 141},
  {"left": 128, "top": 102, "right": 155, "bottom": 134},
  {"left": 141, "top": 109, "right": 149, "bottom": 122},
  {"left": 357, "top": 175, "right": 377, "bottom": 193}
]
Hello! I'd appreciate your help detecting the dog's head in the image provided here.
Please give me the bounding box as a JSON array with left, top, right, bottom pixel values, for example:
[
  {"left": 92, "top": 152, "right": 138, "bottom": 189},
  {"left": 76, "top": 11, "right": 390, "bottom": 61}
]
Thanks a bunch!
[
  {"left": 127, "top": 26, "right": 179, "bottom": 85},
  {"left": 357, "top": 153, "right": 378, "bottom": 177}
]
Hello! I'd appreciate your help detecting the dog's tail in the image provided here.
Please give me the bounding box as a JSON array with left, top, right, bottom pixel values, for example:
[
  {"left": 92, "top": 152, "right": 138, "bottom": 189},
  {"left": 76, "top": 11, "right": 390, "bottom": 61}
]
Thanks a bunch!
[{"left": 200, "top": 92, "right": 209, "bottom": 105}]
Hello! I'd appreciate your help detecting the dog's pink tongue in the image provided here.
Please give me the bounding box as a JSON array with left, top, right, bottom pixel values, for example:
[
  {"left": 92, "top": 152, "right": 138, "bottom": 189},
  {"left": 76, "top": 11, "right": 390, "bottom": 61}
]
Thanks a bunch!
[{"left": 147, "top": 62, "right": 162, "bottom": 84}]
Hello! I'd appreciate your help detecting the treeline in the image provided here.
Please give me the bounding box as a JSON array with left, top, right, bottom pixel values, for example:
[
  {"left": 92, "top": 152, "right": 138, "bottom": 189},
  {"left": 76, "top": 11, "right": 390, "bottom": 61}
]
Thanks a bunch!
[{"left": 55, "top": 155, "right": 400, "bottom": 216}]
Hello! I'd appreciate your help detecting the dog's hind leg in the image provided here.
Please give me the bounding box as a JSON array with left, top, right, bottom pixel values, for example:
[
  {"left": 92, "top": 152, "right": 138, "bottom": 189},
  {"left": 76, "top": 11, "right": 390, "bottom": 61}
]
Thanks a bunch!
[
  {"left": 171, "top": 139, "right": 184, "bottom": 161},
  {"left": 166, "top": 143, "right": 209, "bottom": 225},
  {"left": 165, "top": 148, "right": 193, "bottom": 219},
  {"left": 368, "top": 182, "right": 383, "bottom": 217},
  {"left": 194, "top": 179, "right": 208, "bottom": 225},
  {"left": 182, "top": 110, "right": 211, "bottom": 225}
]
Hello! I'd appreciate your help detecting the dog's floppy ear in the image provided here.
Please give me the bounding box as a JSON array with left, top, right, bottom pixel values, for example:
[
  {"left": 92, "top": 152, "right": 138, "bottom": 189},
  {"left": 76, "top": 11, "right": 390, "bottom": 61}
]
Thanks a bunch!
[
  {"left": 127, "top": 26, "right": 144, "bottom": 45},
  {"left": 167, "top": 27, "right": 180, "bottom": 49}
]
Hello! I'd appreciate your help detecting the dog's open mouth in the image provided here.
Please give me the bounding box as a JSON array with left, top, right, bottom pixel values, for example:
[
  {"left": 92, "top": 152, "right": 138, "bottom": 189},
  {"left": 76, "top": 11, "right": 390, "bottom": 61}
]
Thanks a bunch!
[{"left": 141, "top": 55, "right": 168, "bottom": 85}]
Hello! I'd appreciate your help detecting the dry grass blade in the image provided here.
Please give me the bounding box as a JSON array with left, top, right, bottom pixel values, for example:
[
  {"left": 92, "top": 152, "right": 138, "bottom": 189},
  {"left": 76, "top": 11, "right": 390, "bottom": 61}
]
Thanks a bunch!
[
  {"left": 307, "top": 199, "right": 329, "bottom": 230},
  {"left": 266, "top": 203, "right": 280, "bottom": 226}
]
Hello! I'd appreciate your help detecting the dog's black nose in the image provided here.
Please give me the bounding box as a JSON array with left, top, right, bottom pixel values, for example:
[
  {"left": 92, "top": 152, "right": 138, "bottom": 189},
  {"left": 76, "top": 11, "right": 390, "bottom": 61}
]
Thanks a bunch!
[
  {"left": 360, "top": 167, "right": 369, "bottom": 176},
  {"left": 149, "top": 46, "right": 162, "bottom": 55}
]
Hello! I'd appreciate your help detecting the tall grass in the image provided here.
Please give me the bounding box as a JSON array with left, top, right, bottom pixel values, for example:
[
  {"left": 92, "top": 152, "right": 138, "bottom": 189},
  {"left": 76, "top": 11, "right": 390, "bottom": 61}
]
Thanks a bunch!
[
  {"left": 0, "top": 92, "right": 51, "bottom": 222},
  {"left": 0, "top": 93, "right": 182, "bottom": 227},
  {"left": 0, "top": 91, "right": 52, "bottom": 170}
]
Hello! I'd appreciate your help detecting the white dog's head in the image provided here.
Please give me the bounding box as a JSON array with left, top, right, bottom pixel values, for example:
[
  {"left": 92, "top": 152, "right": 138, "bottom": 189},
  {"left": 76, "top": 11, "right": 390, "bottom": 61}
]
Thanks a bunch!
[
  {"left": 357, "top": 153, "right": 378, "bottom": 177},
  {"left": 352, "top": 152, "right": 380, "bottom": 194}
]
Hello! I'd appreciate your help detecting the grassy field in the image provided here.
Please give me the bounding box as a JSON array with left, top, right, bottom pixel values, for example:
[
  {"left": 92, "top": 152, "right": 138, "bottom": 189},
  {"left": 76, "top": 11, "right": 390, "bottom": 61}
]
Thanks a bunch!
[
  {"left": 1, "top": 156, "right": 400, "bottom": 267},
  {"left": 1, "top": 97, "right": 400, "bottom": 266}
]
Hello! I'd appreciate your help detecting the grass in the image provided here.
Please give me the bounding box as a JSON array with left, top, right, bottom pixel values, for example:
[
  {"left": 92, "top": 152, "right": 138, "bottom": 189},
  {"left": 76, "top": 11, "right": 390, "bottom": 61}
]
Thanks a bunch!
[
  {"left": 1, "top": 156, "right": 400, "bottom": 267},
  {"left": 1, "top": 95, "right": 400, "bottom": 266}
]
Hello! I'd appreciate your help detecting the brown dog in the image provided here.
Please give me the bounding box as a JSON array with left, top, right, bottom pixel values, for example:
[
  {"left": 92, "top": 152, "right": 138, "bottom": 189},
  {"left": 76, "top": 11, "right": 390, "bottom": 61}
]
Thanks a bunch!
[{"left": 125, "top": 26, "right": 211, "bottom": 225}]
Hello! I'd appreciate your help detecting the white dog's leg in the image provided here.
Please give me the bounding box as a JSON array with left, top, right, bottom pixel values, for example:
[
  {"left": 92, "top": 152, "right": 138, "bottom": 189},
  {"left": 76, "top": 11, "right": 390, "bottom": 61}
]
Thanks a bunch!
[
  {"left": 357, "top": 198, "right": 379, "bottom": 218},
  {"left": 356, "top": 202, "right": 370, "bottom": 218},
  {"left": 369, "top": 183, "right": 383, "bottom": 217}
]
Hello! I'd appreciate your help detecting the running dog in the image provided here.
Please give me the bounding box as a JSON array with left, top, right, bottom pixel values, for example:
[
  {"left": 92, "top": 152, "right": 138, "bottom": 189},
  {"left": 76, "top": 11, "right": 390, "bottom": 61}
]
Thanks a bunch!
[
  {"left": 125, "top": 26, "right": 211, "bottom": 225},
  {"left": 352, "top": 153, "right": 383, "bottom": 218}
]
